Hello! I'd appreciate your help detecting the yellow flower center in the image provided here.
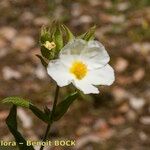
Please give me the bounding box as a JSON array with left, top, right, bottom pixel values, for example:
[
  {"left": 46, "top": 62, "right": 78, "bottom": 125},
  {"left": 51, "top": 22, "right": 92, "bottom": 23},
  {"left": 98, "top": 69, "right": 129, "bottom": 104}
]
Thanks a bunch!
[{"left": 69, "top": 60, "right": 88, "bottom": 80}]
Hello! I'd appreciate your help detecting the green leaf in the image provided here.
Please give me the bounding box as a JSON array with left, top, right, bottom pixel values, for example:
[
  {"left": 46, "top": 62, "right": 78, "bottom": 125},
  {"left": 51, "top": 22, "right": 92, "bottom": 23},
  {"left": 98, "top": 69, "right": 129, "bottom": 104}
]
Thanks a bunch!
[
  {"left": 36, "top": 54, "right": 48, "bottom": 67},
  {"left": 53, "top": 92, "right": 79, "bottom": 121},
  {"left": 6, "top": 105, "right": 17, "bottom": 129},
  {"left": 53, "top": 23, "right": 63, "bottom": 53},
  {"left": 29, "top": 104, "right": 50, "bottom": 123},
  {"left": 62, "top": 24, "right": 74, "bottom": 42},
  {"left": 6, "top": 105, "right": 35, "bottom": 150},
  {"left": 2, "top": 97, "right": 50, "bottom": 123},
  {"left": 78, "top": 26, "right": 96, "bottom": 41},
  {"left": 2, "top": 97, "right": 30, "bottom": 108}
]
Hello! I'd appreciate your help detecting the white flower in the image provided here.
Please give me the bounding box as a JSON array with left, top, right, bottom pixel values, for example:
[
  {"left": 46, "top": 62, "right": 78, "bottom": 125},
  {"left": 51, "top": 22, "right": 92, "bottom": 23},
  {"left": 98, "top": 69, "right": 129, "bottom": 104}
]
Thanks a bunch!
[{"left": 47, "top": 39, "right": 115, "bottom": 94}]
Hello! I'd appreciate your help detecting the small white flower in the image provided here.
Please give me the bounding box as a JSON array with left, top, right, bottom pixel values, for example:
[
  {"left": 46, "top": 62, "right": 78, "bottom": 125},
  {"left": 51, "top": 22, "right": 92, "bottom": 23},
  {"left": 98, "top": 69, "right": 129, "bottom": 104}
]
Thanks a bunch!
[{"left": 47, "top": 39, "right": 115, "bottom": 94}]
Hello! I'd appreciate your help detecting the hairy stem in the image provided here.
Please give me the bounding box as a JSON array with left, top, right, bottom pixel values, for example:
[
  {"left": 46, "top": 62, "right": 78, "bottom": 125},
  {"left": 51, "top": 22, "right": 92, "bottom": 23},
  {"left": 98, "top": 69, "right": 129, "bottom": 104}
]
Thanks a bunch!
[{"left": 40, "top": 85, "right": 60, "bottom": 150}]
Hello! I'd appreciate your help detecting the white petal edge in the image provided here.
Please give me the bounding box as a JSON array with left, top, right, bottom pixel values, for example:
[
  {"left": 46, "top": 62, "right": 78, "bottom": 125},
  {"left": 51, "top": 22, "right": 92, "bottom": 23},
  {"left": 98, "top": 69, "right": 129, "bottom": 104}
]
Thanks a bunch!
[
  {"left": 85, "top": 64, "right": 115, "bottom": 86},
  {"left": 73, "top": 80, "right": 99, "bottom": 94},
  {"left": 81, "top": 40, "right": 110, "bottom": 69},
  {"left": 47, "top": 60, "right": 72, "bottom": 87}
]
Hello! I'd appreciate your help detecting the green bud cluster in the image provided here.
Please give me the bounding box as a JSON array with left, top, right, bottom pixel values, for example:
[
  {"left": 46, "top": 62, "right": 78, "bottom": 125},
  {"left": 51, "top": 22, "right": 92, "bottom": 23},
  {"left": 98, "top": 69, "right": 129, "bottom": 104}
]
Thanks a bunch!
[{"left": 37, "top": 21, "right": 96, "bottom": 68}]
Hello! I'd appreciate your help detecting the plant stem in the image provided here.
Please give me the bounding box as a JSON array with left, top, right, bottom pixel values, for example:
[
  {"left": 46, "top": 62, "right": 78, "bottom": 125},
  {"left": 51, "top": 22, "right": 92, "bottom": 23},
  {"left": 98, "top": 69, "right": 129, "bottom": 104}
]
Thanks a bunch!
[{"left": 40, "top": 85, "right": 60, "bottom": 150}]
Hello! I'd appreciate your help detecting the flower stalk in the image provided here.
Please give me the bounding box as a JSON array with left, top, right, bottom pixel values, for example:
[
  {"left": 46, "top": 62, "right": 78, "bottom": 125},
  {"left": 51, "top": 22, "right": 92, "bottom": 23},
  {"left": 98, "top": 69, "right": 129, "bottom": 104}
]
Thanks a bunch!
[{"left": 40, "top": 85, "right": 60, "bottom": 150}]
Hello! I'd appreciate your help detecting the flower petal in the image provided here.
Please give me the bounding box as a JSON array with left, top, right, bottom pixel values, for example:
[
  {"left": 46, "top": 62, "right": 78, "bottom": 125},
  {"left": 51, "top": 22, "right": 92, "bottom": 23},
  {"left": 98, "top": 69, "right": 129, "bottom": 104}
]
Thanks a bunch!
[
  {"left": 60, "top": 55, "right": 77, "bottom": 67},
  {"left": 47, "top": 60, "right": 72, "bottom": 87},
  {"left": 60, "top": 39, "right": 86, "bottom": 56},
  {"left": 73, "top": 80, "right": 99, "bottom": 94},
  {"left": 81, "top": 40, "right": 110, "bottom": 68},
  {"left": 86, "top": 64, "right": 115, "bottom": 86}
]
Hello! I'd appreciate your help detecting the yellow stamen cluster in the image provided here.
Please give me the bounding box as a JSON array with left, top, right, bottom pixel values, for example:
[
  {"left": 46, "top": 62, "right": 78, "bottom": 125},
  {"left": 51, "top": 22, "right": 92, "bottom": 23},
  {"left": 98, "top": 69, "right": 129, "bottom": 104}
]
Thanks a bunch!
[
  {"left": 70, "top": 60, "right": 88, "bottom": 80},
  {"left": 43, "top": 41, "right": 56, "bottom": 50}
]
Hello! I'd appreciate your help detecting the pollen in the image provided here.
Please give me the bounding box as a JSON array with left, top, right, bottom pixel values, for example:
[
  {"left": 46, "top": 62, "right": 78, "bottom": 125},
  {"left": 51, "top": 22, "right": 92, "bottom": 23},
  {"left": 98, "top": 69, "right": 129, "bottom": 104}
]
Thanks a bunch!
[{"left": 70, "top": 60, "right": 88, "bottom": 80}]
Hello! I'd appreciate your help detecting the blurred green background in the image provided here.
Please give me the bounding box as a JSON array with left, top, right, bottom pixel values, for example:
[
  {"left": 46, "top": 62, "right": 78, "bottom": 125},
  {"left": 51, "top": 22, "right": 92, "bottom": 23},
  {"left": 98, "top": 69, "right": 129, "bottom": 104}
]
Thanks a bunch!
[{"left": 0, "top": 0, "right": 150, "bottom": 150}]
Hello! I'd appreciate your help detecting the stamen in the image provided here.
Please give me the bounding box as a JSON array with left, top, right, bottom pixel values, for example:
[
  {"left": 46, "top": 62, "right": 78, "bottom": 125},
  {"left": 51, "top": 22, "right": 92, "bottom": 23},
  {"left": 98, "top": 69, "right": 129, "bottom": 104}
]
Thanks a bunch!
[
  {"left": 70, "top": 60, "right": 88, "bottom": 80},
  {"left": 43, "top": 41, "right": 56, "bottom": 50}
]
